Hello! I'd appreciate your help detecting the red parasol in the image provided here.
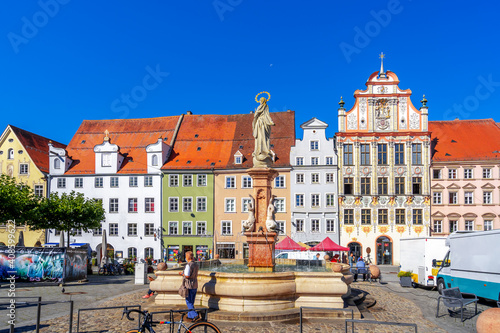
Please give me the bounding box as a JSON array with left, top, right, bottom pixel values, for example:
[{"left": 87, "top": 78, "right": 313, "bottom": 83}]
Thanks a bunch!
[
  {"left": 275, "top": 236, "right": 306, "bottom": 251},
  {"left": 309, "top": 237, "right": 349, "bottom": 252}
]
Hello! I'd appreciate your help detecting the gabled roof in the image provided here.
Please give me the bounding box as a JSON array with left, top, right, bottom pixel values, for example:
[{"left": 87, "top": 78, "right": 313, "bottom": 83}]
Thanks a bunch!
[
  {"left": 64, "top": 117, "right": 180, "bottom": 174},
  {"left": 430, "top": 119, "right": 500, "bottom": 162},
  {"left": 163, "top": 111, "right": 295, "bottom": 170},
  {"left": 6, "top": 125, "right": 66, "bottom": 173},
  {"left": 300, "top": 117, "right": 328, "bottom": 129}
]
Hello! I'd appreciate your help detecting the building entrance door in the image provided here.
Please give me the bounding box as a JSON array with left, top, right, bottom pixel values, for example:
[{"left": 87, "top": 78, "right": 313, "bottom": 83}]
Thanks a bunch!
[
  {"left": 348, "top": 242, "right": 362, "bottom": 260},
  {"left": 376, "top": 236, "right": 392, "bottom": 265}
]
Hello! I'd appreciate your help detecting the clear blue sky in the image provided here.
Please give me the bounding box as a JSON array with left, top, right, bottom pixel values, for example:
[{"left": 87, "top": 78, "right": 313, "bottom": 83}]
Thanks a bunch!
[{"left": 1, "top": 1, "right": 500, "bottom": 144}]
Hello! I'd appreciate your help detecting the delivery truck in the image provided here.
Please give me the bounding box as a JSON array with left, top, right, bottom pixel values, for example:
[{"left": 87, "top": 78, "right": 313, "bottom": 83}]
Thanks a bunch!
[
  {"left": 436, "top": 230, "right": 500, "bottom": 301},
  {"left": 400, "top": 237, "right": 448, "bottom": 287}
]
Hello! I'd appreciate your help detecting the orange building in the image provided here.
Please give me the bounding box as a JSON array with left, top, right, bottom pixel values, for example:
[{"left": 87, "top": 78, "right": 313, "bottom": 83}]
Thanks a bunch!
[
  {"left": 212, "top": 111, "right": 295, "bottom": 259},
  {"left": 430, "top": 119, "right": 500, "bottom": 234}
]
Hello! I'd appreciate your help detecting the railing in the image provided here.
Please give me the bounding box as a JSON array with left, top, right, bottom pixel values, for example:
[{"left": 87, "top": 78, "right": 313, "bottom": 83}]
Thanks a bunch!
[
  {"left": 76, "top": 304, "right": 142, "bottom": 333},
  {"left": 0, "top": 297, "right": 74, "bottom": 333},
  {"left": 345, "top": 319, "right": 418, "bottom": 333},
  {"left": 299, "top": 306, "right": 354, "bottom": 333}
]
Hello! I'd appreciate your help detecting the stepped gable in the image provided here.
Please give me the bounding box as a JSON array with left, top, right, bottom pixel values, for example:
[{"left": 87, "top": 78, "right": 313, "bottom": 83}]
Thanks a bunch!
[
  {"left": 430, "top": 118, "right": 500, "bottom": 162},
  {"left": 163, "top": 110, "right": 295, "bottom": 170},
  {"left": 9, "top": 125, "right": 67, "bottom": 173},
  {"left": 64, "top": 116, "right": 180, "bottom": 174}
]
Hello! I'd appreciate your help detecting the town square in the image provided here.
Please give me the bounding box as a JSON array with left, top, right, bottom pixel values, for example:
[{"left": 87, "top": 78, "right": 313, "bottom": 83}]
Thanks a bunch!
[{"left": 1, "top": 1, "right": 500, "bottom": 332}]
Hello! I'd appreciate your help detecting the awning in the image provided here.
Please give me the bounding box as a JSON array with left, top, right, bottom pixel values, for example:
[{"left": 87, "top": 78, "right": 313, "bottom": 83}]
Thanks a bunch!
[
  {"left": 309, "top": 237, "right": 349, "bottom": 252},
  {"left": 275, "top": 236, "right": 305, "bottom": 251},
  {"left": 70, "top": 243, "right": 88, "bottom": 247}
]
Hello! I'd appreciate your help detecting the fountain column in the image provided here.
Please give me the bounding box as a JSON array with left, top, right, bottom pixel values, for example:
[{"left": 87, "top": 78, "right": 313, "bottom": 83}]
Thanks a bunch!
[{"left": 244, "top": 167, "right": 278, "bottom": 272}]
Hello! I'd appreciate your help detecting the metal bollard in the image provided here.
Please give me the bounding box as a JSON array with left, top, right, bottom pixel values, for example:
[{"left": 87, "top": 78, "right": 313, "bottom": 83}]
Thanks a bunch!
[
  {"left": 69, "top": 300, "right": 74, "bottom": 333},
  {"left": 36, "top": 296, "right": 42, "bottom": 333}
]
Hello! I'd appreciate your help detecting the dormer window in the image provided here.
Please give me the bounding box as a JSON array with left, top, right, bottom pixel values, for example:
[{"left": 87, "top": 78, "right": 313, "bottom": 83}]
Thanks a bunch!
[
  {"left": 102, "top": 153, "right": 112, "bottom": 167},
  {"left": 152, "top": 154, "right": 158, "bottom": 166},
  {"left": 54, "top": 158, "right": 61, "bottom": 169},
  {"left": 8, "top": 148, "right": 14, "bottom": 160},
  {"left": 234, "top": 150, "right": 243, "bottom": 164}
]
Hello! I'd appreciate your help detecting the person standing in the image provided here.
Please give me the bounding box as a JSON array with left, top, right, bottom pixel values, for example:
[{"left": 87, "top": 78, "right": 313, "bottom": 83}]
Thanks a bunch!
[
  {"left": 178, "top": 251, "right": 200, "bottom": 322},
  {"left": 349, "top": 252, "right": 355, "bottom": 267}
]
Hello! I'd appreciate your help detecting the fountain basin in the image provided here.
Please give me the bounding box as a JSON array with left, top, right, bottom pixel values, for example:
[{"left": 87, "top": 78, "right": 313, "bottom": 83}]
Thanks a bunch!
[{"left": 151, "top": 263, "right": 353, "bottom": 312}]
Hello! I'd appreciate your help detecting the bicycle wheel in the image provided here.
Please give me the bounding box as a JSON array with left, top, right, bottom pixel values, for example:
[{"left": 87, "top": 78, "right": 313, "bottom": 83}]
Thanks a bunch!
[{"left": 185, "top": 321, "right": 221, "bottom": 333}]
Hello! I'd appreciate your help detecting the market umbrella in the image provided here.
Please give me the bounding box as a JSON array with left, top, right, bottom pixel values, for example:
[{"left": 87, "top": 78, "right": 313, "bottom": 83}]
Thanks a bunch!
[
  {"left": 297, "top": 241, "right": 311, "bottom": 250},
  {"left": 101, "top": 229, "right": 108, "bottom": 268},
  {"left": 275, "top": 236, "right": 305, "bottom": 251},
  {"left": 309, "top": 237, "right": 349, "bottom": 252},
  {"left": 17, "top": 231, "right": 24, "bottom": 247},
  {"left": 59, "top": 231, "right": 65, "bottom": 247}
]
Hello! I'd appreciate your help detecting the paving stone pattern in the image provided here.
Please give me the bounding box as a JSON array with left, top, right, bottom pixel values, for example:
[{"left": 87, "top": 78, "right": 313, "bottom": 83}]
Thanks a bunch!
[{"left": 1, "top": 269, "right": 494, "bottom": 333}]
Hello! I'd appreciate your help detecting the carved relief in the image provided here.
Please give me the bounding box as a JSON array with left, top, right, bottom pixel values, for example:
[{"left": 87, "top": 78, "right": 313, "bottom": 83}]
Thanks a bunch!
[
  {"left": 377, "top": 86, "right": 388, "bottom": 94},
  {"left": 347, "top": 111, "right": 357, "bottom": 130},
  {"left": 409, "top": 112, "right": 420, "bottom": 129},
  {"left": 399, "top": 97, "right": 407, "bottom": 129},
  {"left": 359, "top": 98, "right": 367, "bottom": 130},
  {"left": 375, "top": 99, "right": 390, "bottom": 130},
  {"left": 360, "top": 166, "right": 372, "bottom": 177},
  {"left": 377, "top": 166, "right": 389, "bottom": 176}
]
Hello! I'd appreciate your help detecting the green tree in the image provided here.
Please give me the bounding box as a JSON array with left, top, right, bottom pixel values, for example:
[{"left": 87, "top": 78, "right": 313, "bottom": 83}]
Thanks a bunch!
[
  {"left": 35, "top": 191, "right": 105, "bottom": 247},
  {"left": 0, "top": 174, "right": 39, "bottom": 224}
]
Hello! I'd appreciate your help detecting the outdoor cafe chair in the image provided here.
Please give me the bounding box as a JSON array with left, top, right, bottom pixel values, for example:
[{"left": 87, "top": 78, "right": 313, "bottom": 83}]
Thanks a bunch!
[{"left": 436, "top": 287, "right": 478, "bottom": 322}]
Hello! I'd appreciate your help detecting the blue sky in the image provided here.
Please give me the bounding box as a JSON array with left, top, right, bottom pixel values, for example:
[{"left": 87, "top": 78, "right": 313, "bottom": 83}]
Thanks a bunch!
[{"left": 1, "top": 1, "right": 500, "bottom": 144}]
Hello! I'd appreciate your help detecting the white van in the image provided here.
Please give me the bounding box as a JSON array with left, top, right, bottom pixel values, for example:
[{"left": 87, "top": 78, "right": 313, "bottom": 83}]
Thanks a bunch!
[
  {"left": 437, "top": 230, "right": 500, "bottom": 301},
  {"left": 275, "top": 251, "right": 328, "bottom": 260},
  {"left": 400, "top": 237, "right": 448, "bottom": 287}
]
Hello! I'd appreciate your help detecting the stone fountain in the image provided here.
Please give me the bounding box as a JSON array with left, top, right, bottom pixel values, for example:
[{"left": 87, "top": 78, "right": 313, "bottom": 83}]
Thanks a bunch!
[{"left": 151, "top": 92, "right": 353, "bottom": 313}]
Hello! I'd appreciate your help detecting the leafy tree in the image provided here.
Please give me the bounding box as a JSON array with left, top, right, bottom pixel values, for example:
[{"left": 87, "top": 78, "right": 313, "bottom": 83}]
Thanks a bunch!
[
  {"left": 0, "top": 174, "right": 39, "bottom": 224},
  {"left": 34, "top": 191, "right": 105, "bottom": 247}
]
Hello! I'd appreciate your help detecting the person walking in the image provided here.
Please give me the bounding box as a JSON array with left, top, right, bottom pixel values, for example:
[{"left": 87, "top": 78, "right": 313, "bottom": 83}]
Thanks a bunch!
[{"left": 178, "top": 251, "right": 200, "bottom": 322}]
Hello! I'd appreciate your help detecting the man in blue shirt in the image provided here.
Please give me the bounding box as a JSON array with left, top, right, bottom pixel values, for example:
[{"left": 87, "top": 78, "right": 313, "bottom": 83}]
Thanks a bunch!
[{"left": 354, "top": 257, "right": 367, "bottom": 282}]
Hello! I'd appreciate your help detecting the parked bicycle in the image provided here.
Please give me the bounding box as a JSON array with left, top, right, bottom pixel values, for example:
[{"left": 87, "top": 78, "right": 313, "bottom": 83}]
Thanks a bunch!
[
  {"left": 122, "top": 308, "right": 221, "bottom": 333},
  {"left": 98, "top": 263, "right": 123, "bottom": 275}
]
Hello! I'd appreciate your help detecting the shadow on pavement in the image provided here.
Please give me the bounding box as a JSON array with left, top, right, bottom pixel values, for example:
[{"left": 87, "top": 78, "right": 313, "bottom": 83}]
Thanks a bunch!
[{"left": 0, "top": 324, "right": 50, "bottom": 333}]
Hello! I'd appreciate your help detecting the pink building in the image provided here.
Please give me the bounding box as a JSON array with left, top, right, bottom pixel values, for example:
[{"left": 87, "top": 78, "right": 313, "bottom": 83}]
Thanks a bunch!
[{"left": 430, "top": 119, "right": 500, "bottom": 235}]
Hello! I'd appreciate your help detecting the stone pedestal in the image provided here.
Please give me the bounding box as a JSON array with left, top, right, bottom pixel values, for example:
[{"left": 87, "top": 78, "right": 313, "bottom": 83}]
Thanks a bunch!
[
  {"left": 244, "top": 232, "right": 277, "bottom": 272},
  {"left": 245, "top": 167, "right": 278, "bottom": 272}
]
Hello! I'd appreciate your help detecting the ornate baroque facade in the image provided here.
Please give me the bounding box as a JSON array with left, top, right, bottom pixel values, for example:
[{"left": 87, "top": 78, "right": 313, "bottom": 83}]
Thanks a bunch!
[{"left": 337, "top": 67, "right": 431, "bottom": 265}]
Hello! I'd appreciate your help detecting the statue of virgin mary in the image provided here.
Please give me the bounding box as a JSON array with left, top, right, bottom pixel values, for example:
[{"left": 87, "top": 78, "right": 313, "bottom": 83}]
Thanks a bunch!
[{"left": 252, "top": 93, "right": 275, "bottom": 167}]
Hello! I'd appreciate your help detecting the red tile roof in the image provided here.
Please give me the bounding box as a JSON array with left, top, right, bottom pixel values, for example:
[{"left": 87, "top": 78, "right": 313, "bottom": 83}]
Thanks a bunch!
[
  {"left": 163, "top": 111, "right": 295, "bottom": 170},
  {"left": 9, "top": 125, "right": 67, "bottom": 174},
  {"left": 430, "top": 119, "right": 500, "bottom": 162},
  {"left": 64, "top": 117, "right": 180, "bottom": 174}
]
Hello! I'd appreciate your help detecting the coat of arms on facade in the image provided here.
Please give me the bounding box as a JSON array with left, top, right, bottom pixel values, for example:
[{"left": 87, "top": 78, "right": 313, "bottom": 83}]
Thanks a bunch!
[{"left": 375, "top": 98, "right": 390, "bottom": 130}]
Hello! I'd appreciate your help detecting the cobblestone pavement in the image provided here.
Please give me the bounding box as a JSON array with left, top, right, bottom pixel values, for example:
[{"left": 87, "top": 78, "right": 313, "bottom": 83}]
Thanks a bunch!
[
  {"left": 0, "top": 274, "right": 148, "bottom": 332},
  {"left": 368, "top": 280, "right": 495, "bottom": 333},
  {"left": 3, "top": 278, "right": 486, "bottom": 333}
]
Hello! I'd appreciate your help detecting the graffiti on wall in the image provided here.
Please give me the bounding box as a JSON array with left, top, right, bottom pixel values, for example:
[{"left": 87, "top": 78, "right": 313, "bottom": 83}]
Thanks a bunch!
[
  {"left": 64, "top": 248, "right": 87, "bottom": 282},
  {"left": 0, "top": 247, "right": 87, "bottom": 282}
]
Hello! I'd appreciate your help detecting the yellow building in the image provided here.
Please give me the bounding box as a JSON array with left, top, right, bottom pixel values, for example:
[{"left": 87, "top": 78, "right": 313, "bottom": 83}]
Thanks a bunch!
[{"left": 0, "top": 125, "right": 66, "bottom": 246}]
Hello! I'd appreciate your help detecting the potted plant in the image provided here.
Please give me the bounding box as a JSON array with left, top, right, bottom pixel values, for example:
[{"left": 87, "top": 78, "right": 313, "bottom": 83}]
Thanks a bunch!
[{"left": 398, "top": 270, "right": 413, "bottom": 287}]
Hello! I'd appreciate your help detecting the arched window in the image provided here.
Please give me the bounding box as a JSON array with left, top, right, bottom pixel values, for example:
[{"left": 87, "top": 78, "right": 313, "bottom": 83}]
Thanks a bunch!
[
  {"left": 128, "top": 247, "right": 137, "bottom": 259},
  {"left": 54, "top": 158, "right": 61, "bottom": 169},
  {"left": 7, "top": 149, "right": 14, "bottom": 160},
  {"left": 152, "top": 154, "right": 158, "bottom": 166},
  {"left": 145, "top": 247, "right": 154, "bottom": 259}
]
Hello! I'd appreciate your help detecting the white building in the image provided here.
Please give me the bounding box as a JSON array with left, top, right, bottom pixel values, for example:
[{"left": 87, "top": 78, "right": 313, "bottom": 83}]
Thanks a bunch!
[
  {"left": 289, "top": 118, "right": 339, "bottom": 245},
  {"left": 47, "top": 117, "right": 181, "bottom": 262}
]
